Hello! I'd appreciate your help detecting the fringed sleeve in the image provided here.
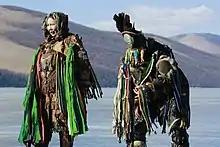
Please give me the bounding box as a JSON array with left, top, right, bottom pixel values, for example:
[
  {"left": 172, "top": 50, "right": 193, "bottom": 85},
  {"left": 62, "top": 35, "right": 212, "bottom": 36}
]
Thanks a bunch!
[
  {"left": 67, "top": 34, "right": 103, "bottom": 101},
  {"left": 112, "top": 64, "right": 127, "bottom": 143},
  {"left": 63, "top": 34, "right": 103, "bottom": 137}
]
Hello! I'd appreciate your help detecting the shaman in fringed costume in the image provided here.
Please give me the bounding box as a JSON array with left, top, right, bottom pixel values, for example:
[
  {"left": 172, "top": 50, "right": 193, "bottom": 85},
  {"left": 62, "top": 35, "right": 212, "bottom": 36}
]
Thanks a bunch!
[
  {"left": 112, "top": 12, "right": 190, "bottom": 147},
  {"left": 18, "top": 12, "right": 102, "bottom": 147}
]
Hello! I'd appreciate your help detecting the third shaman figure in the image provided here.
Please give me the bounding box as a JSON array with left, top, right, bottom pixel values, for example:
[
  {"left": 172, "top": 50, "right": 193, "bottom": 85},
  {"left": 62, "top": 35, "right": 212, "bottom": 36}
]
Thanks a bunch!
[{"left": 112, "top": 12, "right": 190, "bottom": 147}]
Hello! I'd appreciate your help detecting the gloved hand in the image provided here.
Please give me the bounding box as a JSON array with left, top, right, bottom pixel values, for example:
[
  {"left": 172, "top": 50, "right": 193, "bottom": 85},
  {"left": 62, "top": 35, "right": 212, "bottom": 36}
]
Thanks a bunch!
[
  {"left": 146, "top": 82, "right": 155, "bottom": 91},
  {"left": 158, "top": 74, "right": 171, "bottom": 84}
]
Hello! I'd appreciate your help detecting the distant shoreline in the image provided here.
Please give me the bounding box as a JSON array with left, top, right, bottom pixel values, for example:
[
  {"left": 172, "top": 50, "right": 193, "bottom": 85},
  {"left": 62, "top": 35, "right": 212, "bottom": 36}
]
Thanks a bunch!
[{"left": 0, "top": 86, "right": 219, "bottom": 88}]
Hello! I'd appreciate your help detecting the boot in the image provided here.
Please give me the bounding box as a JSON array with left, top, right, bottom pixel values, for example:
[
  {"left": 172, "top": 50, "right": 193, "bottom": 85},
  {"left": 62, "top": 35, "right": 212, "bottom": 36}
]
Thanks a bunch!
[
  {"left": 171, "top": 129, "right": 189, "bottom": 147},
  {"left": 59, "top": 129, "right": 74, "bottom": 147},
  {"left": 130, "top": 141, "right": 146, "bottom": 147},
  {"left": 25, "top": 142, "right": 31, "bottom": 147},
  {"left": 171, "top": 141, "right": 189, "bottom": 147}
]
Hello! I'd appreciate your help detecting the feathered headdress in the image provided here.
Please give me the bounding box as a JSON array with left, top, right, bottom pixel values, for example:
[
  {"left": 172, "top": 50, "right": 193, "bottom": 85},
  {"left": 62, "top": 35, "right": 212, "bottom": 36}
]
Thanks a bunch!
[{"left": 113, "top": 12, "right": 134, "bottom": 33}]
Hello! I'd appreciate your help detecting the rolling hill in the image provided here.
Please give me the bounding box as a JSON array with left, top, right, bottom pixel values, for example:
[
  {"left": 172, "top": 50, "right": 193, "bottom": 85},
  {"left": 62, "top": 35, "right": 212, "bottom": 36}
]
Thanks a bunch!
[
  {"left": 0, "top": 5, "right": 220, "bottom": 87},
  {"left": 170, "top": 33, "right": 220, "bottom": 57}
]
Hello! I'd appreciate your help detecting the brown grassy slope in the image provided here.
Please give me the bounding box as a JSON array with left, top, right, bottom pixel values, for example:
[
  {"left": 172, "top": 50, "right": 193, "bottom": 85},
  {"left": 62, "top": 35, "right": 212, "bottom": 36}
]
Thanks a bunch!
[
  {"left": 0, "top": 6, "right": 40, "bottom": 73},
  {"left": 0, "top": 36, "right": 34, "bottom": 73},
  {"left": 171, "top": 33, "right": 220, "bottom": 57},
  {"left": 0, "top": 5, "right": 220, "bottom": 87}
]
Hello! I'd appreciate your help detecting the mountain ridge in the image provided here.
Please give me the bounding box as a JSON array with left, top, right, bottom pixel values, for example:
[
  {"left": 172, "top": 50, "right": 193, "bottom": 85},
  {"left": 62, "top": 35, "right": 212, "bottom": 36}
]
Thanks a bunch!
[
  {"left": 0, "top": 5, "right": 220, "bottom": 87},
  {"left": 170, "top": 33, "right": 220, "bottom": 57}
]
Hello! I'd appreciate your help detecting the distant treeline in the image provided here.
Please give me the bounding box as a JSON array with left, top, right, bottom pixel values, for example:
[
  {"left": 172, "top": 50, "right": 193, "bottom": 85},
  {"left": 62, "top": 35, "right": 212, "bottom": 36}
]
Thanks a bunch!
[
  {"left": 0, "top": 69, "right": 219, "bottom": 88},
  {"left": 0, "top": 69, "right": 27, "bottom": 87},
  {"left": 0, "top": 69, "right": 118, "bottom": 87},
  {"left": 94, "top": 68, "right": 118, "bottom": 87}
]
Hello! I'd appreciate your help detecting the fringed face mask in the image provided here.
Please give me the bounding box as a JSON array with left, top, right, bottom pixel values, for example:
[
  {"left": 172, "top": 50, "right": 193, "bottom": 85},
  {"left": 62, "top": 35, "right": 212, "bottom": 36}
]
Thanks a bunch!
[{"left": 46, "top": 17, "right": 58, "bottom": 37}]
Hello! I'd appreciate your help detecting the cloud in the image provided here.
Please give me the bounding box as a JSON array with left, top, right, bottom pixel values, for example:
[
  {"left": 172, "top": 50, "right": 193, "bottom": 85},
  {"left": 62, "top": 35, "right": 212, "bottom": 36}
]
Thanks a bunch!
[{"left": 90, "top": 5, "right": 214, "bottom": 37}]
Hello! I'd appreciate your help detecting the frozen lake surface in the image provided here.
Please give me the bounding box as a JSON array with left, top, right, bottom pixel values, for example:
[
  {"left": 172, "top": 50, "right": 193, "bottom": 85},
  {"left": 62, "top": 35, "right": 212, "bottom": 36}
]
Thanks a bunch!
[{"left": 0, "top": 88, "right": 219, "bottom": 147}]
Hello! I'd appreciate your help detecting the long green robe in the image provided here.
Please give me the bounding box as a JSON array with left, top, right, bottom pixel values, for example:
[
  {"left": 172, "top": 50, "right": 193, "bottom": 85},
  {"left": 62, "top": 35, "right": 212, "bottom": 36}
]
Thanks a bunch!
[{"left": 18, "top": 43, "right": 89, "bottom": 144}]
